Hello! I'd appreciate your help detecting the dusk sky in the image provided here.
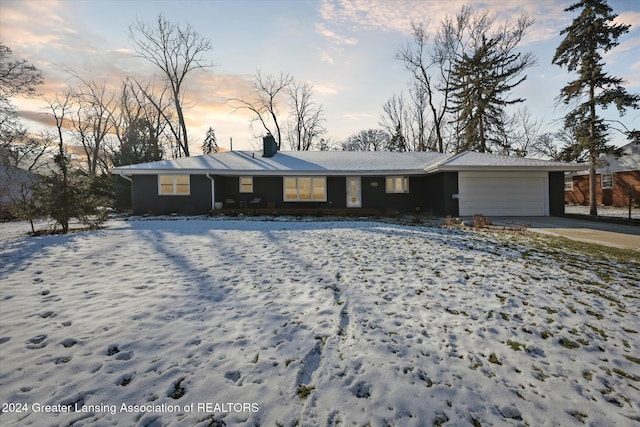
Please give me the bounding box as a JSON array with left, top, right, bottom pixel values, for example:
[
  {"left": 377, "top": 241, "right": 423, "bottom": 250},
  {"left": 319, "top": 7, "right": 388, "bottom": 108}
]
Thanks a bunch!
[{"left": 1, "top": 0, "right": 639, "bottom": 153}]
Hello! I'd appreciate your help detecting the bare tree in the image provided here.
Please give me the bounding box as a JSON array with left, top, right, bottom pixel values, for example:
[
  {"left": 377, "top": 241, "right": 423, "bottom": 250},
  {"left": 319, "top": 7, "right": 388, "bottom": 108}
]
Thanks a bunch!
[
  {"left": 495, "top": 107, "right": 543, "bottom": 157},
  {"left": 129, "top": 14, "right": 213, "bottom": 157},
  {"left": 380, "top": 93, "right": 409, "bottom": 151},
  {"left": 396, "top": 16, "right": 463, "bottom": 153},
  {"left": 63, "top": 72, "right": 116, "bottom": 176},
  {"left": 286, "top": 80, "right": 326, "bottom": 150},
  {"left": 111, "top": 79, "right": 167, "bottom": 165},
  {"left": 43, "top": 92, "right": 73, "bottom": 233},
  {"left": 0, "top": 43, "right": 45, "bottom": 170},
  {"left": 230, "top": 71, "right": 292, "bottom": 149},
  {"left": 0, "top": 129, "right": 52, "bottom": 172},
  {"left": 0, "top": 43, "right": 44, "bottom": 112},
  {"left": 341, "top": 129, "right": 390, "bottom": 151}
]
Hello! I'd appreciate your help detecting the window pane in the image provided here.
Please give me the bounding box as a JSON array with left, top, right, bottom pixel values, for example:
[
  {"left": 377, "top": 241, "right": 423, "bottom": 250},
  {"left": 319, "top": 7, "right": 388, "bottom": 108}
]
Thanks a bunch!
[
  {"left": 175, "top": 175, "right": 190, "bottom": 194},
  {"left": 284, "top": 177, "right": 297, "bottom": 200},
  {"left": 159, "top": 184, "right": 174, "bottom": 194},
  {"left": 395, "top": 177, "right": 403, "bottom": 192},
  {"left": 312, "top": 178, "right": 325, "bottom": 200},
  {"left": 240, "top": 176, "right": 253, "bottom": 193},
  {"left": 175, "top": 175, "right": 189, "bottom": 185},
  {"left": 403, "top": 177, "right": 409, "bottom": 192},
  {"left": 159, "top": 175, "right": 174, "bottom": 194},
  {"left": 298, "top": 178, "right": 311, "bottom": 200},
  {"left": 386, "top": 177, "right": 394, "bottom": 192}
]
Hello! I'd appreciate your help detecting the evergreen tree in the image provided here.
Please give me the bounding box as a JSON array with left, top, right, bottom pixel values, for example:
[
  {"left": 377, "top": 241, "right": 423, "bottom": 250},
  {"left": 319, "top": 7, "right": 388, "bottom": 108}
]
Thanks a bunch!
[
  {"left": 113, "top": 118, "right": 163, "bottom": 166},
  {"left": 449, "top": 25, "right": 535, "bottom": 153},
  {"left": 202, "top": 127, "right": 218, "bottom": 154},
  {"left": 552, "top": 0, "right": 639, "bottom": 216},
  {"left": 386, "top": 124, "right": 408, "bottom": 152}
]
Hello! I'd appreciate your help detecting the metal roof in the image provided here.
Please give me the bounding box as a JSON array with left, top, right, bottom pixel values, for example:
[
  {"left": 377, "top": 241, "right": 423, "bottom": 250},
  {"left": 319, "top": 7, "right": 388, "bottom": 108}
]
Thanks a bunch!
[
  {"left": 430, "top": 151, "right": 587, "bottom": 172},
  {"left": 111, "top": 150, "right": 450, "bottom": 176},
  {"left": 111, "top": 150, "right": 586, "bottom": 176}
]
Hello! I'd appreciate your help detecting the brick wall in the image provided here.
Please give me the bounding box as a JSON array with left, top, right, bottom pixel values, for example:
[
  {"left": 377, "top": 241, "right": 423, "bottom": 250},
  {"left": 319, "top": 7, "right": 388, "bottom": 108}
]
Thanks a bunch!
[{"left": 565, "top": 171, "right": 640, "bottom": 207}]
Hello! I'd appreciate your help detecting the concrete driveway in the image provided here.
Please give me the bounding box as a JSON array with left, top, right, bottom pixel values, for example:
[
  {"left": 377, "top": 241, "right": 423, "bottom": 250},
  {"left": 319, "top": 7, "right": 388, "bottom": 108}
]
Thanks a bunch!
[{"left": 491, "top": 216, "right": 640, "bottom": 251}]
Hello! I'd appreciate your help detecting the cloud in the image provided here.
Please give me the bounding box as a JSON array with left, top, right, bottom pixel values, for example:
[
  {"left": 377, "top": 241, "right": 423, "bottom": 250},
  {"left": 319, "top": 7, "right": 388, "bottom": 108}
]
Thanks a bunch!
[
  {"left": 340, "top": 112, "right": 376, "bottom": 121},
  {"left": 615, "top": 11, "right": 640, "bottom": 30},
  {"left": 312, "top": 83, "right": 340, "bottom": 96},
  {"left": 614, "top": 36, "right": 640, "bottom": 53},
  {"left": 318, "top": 51, "right": 335, "bottom": 64},
  {"left": 315, "top": 23, "right": 358, "bottom": 45},
  {"left": 318, "top": 0, "right": 569, "bottom": 44}
]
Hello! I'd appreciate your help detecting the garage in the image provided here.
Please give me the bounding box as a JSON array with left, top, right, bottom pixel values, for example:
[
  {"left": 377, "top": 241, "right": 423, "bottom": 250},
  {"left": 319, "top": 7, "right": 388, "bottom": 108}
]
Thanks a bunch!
[{"left": 458, "top": 171, "right": 549, "bottom": 216}]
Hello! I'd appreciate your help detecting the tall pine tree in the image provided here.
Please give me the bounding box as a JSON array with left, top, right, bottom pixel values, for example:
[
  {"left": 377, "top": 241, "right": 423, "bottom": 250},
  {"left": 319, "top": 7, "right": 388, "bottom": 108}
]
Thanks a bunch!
[
  {"left": 449, "top": 17, "right": 535, "bottom": 153},
  {"left": 552, "top": 0, "right": 639, "bottom": 216}
]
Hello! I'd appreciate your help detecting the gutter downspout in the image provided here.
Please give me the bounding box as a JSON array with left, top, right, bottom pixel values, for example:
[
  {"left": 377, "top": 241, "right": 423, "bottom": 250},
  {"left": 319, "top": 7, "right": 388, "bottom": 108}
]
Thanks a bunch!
[
  {"left": 117, "top": 172, "right": 132, "bottom": 182},
  {"left": 206, "top": 174, "right": 216, "bottom": 211}
]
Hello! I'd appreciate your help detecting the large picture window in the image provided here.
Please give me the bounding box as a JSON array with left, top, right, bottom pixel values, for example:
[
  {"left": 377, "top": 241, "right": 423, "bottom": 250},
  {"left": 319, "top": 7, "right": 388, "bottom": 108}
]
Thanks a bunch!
[
  {"left": 283, "top": 177, "right": 326, "bottom": 201},
  {"left": 386, "top": 176, "right": 409, "bottom": 193},
  {"left": 158, "top": 175, "right": 190, "bottom": 195}
]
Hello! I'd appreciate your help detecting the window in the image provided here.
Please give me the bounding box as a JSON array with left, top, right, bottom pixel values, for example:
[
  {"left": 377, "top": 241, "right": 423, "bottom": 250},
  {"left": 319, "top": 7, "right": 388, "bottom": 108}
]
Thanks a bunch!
[
  {"left": 239, "top": 176, "right": 253, "bottom": 193},
  {"left": 158, "top": 175, "right": 190, "bottom": 195},
  {"left": 283, "top": 177, "right": 326, "bottom": 201},
  {"left": 564, "top": 175, "right": 573, "bottom": 191},
  {"left": 386, "top": 176, "right": 409, "bottom": 193},
  {"left": 601, "top": 173, "right": 613, "bottom": 189}
]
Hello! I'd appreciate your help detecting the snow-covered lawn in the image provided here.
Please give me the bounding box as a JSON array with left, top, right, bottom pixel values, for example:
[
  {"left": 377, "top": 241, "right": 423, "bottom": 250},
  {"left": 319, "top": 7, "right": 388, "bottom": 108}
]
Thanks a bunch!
[{"left": 1, "top": 217, "right": 638, "bottom": 426}]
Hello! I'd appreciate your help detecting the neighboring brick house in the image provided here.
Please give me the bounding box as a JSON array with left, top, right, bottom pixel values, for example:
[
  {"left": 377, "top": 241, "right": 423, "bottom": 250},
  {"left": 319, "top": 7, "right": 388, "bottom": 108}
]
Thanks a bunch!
[{"left": 565, "top": 143, "right": 640, "bottom": 208}]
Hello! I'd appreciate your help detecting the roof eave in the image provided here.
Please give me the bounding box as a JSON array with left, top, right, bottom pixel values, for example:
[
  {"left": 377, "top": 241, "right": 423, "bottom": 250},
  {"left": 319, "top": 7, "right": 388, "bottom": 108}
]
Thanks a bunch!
[
  {"left": 433, "top": 164, "right": 587, "bottom": 172},
  {"left": 110, "top": 168, "right": 430, "bottom": 176}
]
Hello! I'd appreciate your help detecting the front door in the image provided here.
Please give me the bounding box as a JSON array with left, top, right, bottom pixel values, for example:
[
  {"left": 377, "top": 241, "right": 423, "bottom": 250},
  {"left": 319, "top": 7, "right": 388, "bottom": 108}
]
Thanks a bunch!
[{"left": 346, "top": 177, "right": 362, "bottom": 208}]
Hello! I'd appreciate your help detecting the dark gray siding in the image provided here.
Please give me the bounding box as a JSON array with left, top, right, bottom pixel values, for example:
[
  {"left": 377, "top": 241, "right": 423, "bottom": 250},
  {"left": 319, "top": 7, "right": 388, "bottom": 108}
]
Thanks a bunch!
[
  {"left": 360, "top": 176, "right": 428, "bottom": 213},
  {"left": 130, "top": 172, "right": 463, "bottom": 216},
  {"left": 424, "top": 172, "right": 459, "bottom": 216},
  {"left": 214, "top": 176, "right": 344, "bottom": 210},
  {"left": 131, "top": 175, "right": 211, "bottom": 215},
  {"left": 214, "top": 175, "right": 431, "bottom": 213},
  {"left": 548, "top": 171, "right": 565, "bottom": 216}
]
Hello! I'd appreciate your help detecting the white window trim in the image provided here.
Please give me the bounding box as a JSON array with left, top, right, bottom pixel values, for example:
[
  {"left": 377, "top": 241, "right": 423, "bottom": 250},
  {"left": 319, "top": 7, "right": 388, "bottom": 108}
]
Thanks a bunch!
[
  {"left": 283, "top": 177, "right": 327, "bottom": 202},
  {"left": 564, "top": 175, "right": 573, "bottom": 191},
  {"left": 386, "top": 176, "right": 410, "bottom": 193},
  {"left": 158, "top": 175, "right": 191, "bottom": 196},
  {"left": 239, "top": 176, "right": 253, "bottom": 193},
  {"left": 601, "top": 172, "right": 613, "bottom": 189}
]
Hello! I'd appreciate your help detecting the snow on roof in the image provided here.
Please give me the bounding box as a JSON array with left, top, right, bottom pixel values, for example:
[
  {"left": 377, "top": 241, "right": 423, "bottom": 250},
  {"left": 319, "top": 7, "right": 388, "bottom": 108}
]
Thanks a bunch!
[
  {"left": 433, "top": 151, "right": 587, "bottom": 172},
  {"left": 111, "top": 150, "right": 450, "bottom": 175},
  {"left": 573, "top": 143, "right": 640, "bottom": 176},
  {"left": 111, "top": 150, "right": 586, "bottom": 176}
]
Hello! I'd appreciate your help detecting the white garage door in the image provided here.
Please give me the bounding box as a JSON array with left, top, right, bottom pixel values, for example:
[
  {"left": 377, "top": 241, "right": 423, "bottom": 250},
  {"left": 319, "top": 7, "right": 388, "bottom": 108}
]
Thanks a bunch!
[{"left": 458, "top": 171, "right": 549, "bottom": 216}]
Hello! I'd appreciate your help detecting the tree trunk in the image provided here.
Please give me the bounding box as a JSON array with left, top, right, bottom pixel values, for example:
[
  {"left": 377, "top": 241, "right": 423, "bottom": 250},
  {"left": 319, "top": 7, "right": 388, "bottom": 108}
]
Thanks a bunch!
[
  {"left": 589, "top": 152, "right": 598, "bottom": 216},
  {"left": 588, "top": 82, "right": 598, "bottom": 216},
  {"left": 174, "top": 98, "right": 189, "bottom": 157}
]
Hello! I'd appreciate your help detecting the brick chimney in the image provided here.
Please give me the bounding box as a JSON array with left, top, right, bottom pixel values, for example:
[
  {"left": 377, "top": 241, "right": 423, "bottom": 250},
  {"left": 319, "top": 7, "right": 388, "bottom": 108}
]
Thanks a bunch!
[{"left": 262, "top": 133, "right": 278, "bottom": 157}]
